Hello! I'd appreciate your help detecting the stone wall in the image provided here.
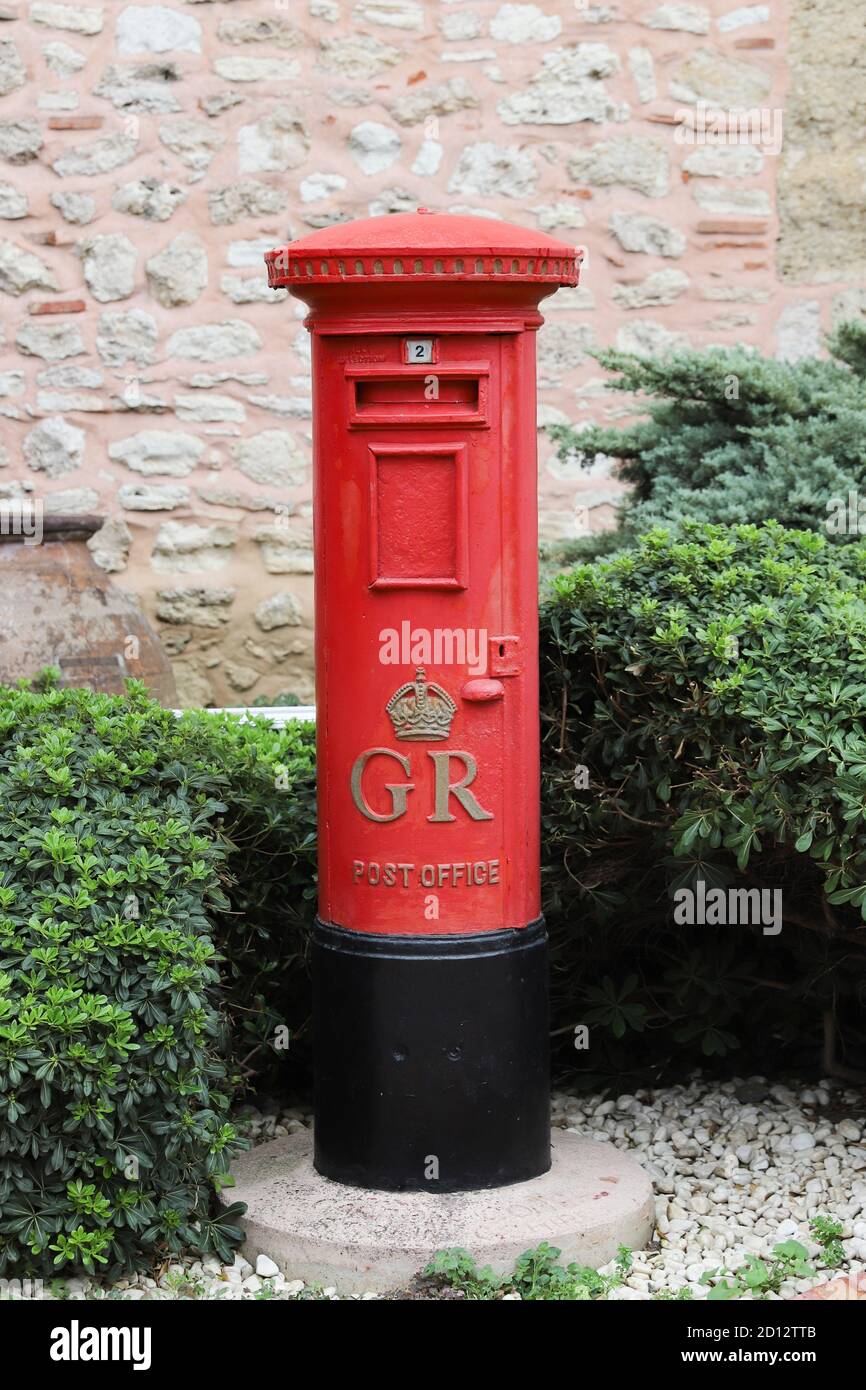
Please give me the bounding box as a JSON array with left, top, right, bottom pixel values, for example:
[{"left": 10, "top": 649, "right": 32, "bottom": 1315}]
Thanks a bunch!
[{"left": 0, "top": 0, "right": 863, "bottom": 705}]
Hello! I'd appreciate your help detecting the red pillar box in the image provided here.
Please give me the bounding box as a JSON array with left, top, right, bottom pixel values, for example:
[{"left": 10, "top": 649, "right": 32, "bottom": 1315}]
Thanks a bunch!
[{"left": 266, "top": 212, "right": 580, "bottom": 1191}]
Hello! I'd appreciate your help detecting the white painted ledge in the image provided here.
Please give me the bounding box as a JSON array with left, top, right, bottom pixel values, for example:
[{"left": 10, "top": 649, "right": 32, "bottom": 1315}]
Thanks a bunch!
[{"left": 175, "top": 705, "right": 317, "bottom": 727}]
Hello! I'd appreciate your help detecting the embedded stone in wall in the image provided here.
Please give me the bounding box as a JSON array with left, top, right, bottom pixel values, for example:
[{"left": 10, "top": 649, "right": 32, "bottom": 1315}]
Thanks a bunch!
[
  {"left": 218, "top": 15, "right": 304, "bottom": 46},
  {"left": 545, "top": 286, "right": 595, "bottom": 311},
  {"left": 220, "top": 273, "right": 287, "bottom": 304},
  {"left": 537, "top": 322, "right": 596, "bottom": 381},
  {"left": 145, "top": 231, "right": 208, "bottom": 307},
  {"left": 39, "top": 92, "right": 79, "bottom": 112},
  {"left": 167, "top": 320, "right": 262, "bottom": 361},
  {"left": 171, "top": 659, "right": 214, "bottom": 708},
  {"left": 831, "top": 288, "right": 866, "bottom": 326},
  {"left": 151, "top": 520, "right": 239, "bottom": 572},
  {"left": 347, "top": 121, "right": 401, "bottom": 176},
  {"left": 0, "top": 40, "right": 25, "bottom": 97},
  {"left": 0, "top": 184, "right": 28, "bottom": 219},
  {"left": 23, "top": 416, "right": 85, "bottom": 477},
  {"left": 214, "top": 56, "right": 302, "bottom": 81},
  {"left": 50, "top": 190, "right": 97, "bottom": 224},
  {"left": 691, "top": 184, "right": 771, "bottom": 216},
  {"left": 0, "top": 370, "right": 24, "bottom": 396},
  {"left": 254, "top": 523, "right": 315, "bottom": 574},
  {"left": 567, "top": 135, "right": 669, "bottom": 197},
  {"left": 93, "top": 61, "right": 183, "bottom": 114},
  {"left": 717, "top": 5, "right": 770, "bottom": 29},
  {"left": 775, "top": 301, "right": 821, "bottom": 362},
  {"left": 531, "top": 201, "right": 586, "bottom": 232},
  {"left": 224, "top": 661, "right": 261, "bottom": 693},
  {"left": 627, "top": 46, "right": 656, "bottom": 103},
  {"left": 609, "top": 210, "right": 686, "bottom": 257},
  {"left": 682, "top": 146, "right": 764, "bottom": 177},
  {"left": 116, "top": 5, "right": 202, "bottom": 55},
  {"left": 612, "top": 268, "right": 690, "bottom": 309},
  {"left": 156, "top": 586, "right": 236, "bottom": 626},
  {"left": 30, "top": 2, "right": 104, "bottom": 35},
  {"left": 199, "top": 90, "right": 245, "bottom": 118},
  {"left": 316, "top": 32, "right": 403, "bottom": 79},
  {"left": 367, "top": 186, "right": 416, "bottom": 217},
  {"left": 174, "top": 393, "right": 245, "bottom": 422},
  {"left": 449, "top": 142, "right": 538, "bottom": 198},
  {"left": 52, "top": 131, "right": 139, "bottom": 177},
  {"left": 109, "top": 430, "right": 204, "bottom": 476},
  {"left": 96, "top": 309, "right": 158, "bottom": 367},
  {"left": 226, "top": 236, "right": 281, "bottom": 267},
  {"left": 0, "top": 240, "right": 59, "bottom": 295},
  {"left": 616, "top": 319, "right": 689, "bottom": 354},
  {"left": 17, "top": 320, "right": 85, "bottom": 360},
  {"left": 327, "top": 86, "right": 374, "bottom": 109},
  {"left": 439, "top": 10, "right": 483, "bottom": 41},
  {"left": 37, "top": 390, "right": 106, "bottom": 413},
  {"left": 112, "top": 178, "right": 188, "bottom": 221},
  {"left": 42, "top": 487, "right": 99, "bottom": 513},
  {"left": 159, "top": 115, "right": 225, "bottom": 174},
  {"left": 0, "top": 117, "right": 43, "bottom": 164},
  {"left": 700, "top": 282, "right": 770, "bottom": 302},
  {"left": 246, "top": 394, "right": 310, "bottom": 417},
  {"left": 389, "top": 77, "right": 478, "bottom": 126},
  {"left": 87, "top": 518, "right": 131, "bottom": 573},
  {"left": 254, "top": 591, "right": 304, "bottom": 631},
  {"left": 497, "top": 43, "right": 628, "bottom": 126},
  {"left": 490, "top": 4, "right": 561, "bottom": 43},
  {"left": 231, "top": 430, "right": 310, "bottom": 487},
  {"left": 78, "top": 233, "right": 137, "bottom": 303},
  {"left": 411, "top": 141, "right": 442, "bottom": 177},
  {"left": 43, "top": 40, "right": 85, "bottom": 76},
  {"left": 642, "top": 4, "right": 709, "bottom": 34},
  {"left": 237, "top": 104, "right": 310, "bottom": 174},
  {"left": 668, "top": 46, "right": 771, "bottom": 108},
  {"left": 196, "top": 483, "right": 286, "bottom": 509},
  {"left": 778, "top": 0, "right": 866, "bottom": 283},
  {"left": 208, "top": 179, "right": 288, "bottom": 225},
  {"left": 353, "top": 0, "right": 424, "bottom": 30},
  {"left": 119, "top": 482, "right": 191, "bottom": 510},
  {"left": 187, "top": 371, "right": 269, "bottom": 388},
  {"left": 299, "top": 171, "right": 348, "bottom": 203}
]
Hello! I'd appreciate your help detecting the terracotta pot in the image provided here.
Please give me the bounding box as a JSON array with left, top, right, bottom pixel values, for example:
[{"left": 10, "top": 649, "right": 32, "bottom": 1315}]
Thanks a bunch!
[{"left": 0, "top": 513, "right": 177, "bottom": 705}]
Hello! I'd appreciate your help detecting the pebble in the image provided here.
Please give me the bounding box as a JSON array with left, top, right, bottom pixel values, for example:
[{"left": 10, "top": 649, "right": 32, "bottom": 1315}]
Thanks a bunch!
[{"left": 11, "top": 1082, "right": 857, "bottom": 1302}]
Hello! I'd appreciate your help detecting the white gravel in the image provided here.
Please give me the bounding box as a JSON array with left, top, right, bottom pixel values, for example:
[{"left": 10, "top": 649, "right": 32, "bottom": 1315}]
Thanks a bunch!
[
  {"left": 554, "top": 1075, "right": 865, "bottom": 1300},
  {"left": 6, "top": 1077, "right": 863, "bottom": 1300}
]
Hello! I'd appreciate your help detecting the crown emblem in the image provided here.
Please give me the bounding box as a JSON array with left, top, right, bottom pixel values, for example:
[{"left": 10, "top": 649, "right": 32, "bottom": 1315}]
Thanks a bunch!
[{"left": 386, "top": 667, "right": 456, "bottom": 741}]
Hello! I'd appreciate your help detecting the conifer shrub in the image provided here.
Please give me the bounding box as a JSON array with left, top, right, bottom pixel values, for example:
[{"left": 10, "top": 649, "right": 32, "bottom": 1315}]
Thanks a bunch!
[{"left": 547, "top": 320, "right": 866, "bottom": 559}]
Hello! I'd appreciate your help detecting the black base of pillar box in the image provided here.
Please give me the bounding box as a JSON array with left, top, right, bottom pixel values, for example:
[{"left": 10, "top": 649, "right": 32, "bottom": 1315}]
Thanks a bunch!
[{"left": 312, "top": 917, "right": 550, "bottom": 1192}]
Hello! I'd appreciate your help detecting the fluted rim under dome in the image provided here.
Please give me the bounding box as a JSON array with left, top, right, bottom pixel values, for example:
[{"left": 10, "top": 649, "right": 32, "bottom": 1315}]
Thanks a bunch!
[{"left": 265, "top": 210, "right": 582, "bottom": 289}]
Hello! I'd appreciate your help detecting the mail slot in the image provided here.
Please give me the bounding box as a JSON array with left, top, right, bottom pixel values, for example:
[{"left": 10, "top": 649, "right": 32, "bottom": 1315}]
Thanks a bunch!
[
  {"left": 266, "top": 211, "right": 581, "bottom": 1192},
  {"left": 355, "top": 376, "right": 477, "bottom": 407},
  {"left": 348, "top": 364, "right": 489, "bottom": 427}
]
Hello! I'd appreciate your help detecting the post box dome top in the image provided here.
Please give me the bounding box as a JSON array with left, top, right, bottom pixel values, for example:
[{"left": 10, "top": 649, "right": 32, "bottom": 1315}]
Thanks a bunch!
[{"left": 265, "top": 210, "right": 581, "bottom": 290}]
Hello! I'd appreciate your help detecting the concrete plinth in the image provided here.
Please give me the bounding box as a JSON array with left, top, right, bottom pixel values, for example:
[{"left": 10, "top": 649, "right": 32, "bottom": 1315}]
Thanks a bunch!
[{"left": 229, "top": 1129, "right": 655, "bottom": 1295}]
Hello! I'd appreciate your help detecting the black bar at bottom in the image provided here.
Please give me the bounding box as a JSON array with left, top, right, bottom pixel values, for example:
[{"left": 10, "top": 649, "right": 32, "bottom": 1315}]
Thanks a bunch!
[{"left": 312, "top": 916, "right": 550, "bottom": 1192}]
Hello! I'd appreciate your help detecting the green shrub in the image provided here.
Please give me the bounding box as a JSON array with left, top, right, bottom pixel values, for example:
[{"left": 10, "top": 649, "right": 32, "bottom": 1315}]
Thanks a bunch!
[
  {"left": 547, "top": 320, "right": 866, "bottom": 557},
  {"left": 176, "top": 710, "right": 316, "bottom": 1088},
  {"left": 0, "top": 681, "right": 254, "bottom": 1276},
  {"left": 540, "top": 520, "right": 866, "bottom": 1079}
]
